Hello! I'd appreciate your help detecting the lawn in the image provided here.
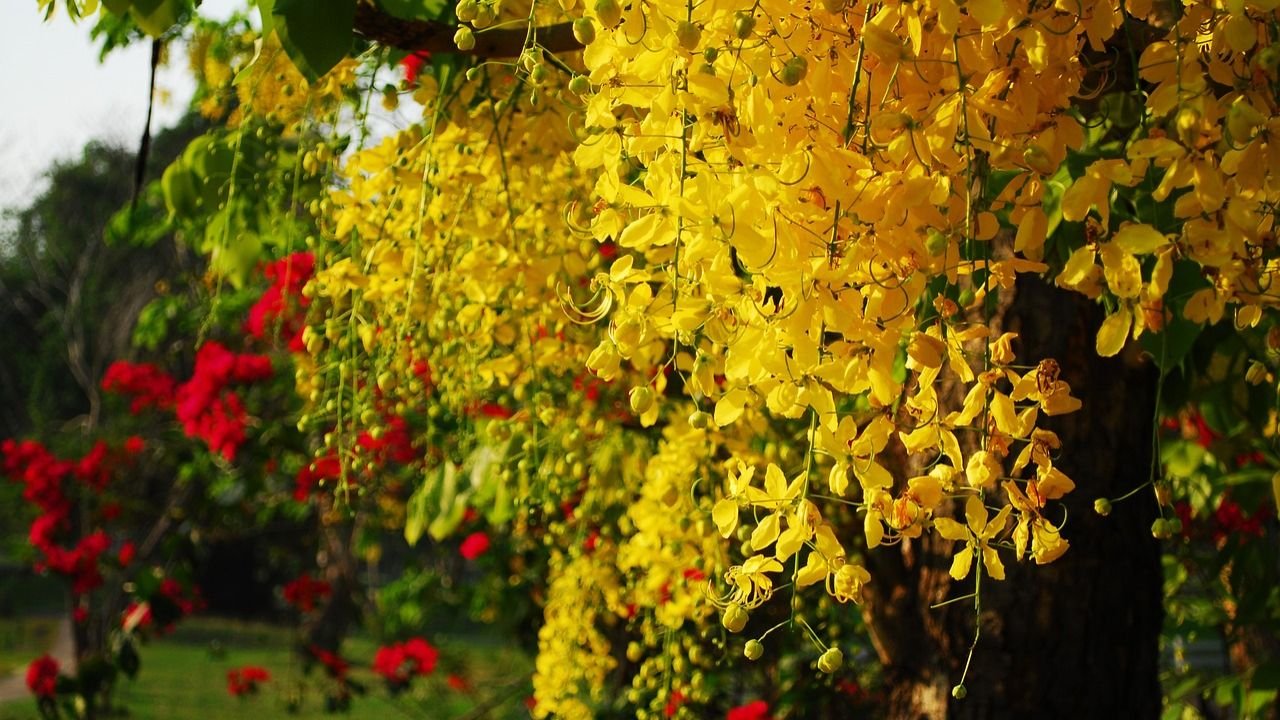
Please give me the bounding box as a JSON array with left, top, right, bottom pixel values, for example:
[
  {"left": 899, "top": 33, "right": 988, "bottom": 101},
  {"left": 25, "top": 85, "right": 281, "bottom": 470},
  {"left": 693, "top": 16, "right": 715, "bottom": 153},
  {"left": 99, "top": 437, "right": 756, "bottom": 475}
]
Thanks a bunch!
[
  {"left": 0, "top": 616, "right": 533, "bottom": 720},
  {"left": 0, "top": 617, "right": 60, "bottom": 675}
]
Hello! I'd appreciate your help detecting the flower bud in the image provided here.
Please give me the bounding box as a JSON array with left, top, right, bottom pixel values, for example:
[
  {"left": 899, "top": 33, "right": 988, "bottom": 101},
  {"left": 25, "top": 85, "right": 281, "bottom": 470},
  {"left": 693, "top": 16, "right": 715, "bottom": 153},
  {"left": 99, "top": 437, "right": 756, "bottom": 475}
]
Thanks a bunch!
[
  {"left": 1093, "top": 498, "right": 1112, "bottom": 516},
  {"left": 572, "top": 17, "right": 596, "bottom": 44},
  {"left": 744, "top": 640, "right": 763, "bottom": 661},
  {"left": 1246, "top": 360, "right": 1268, "bottom": 385},
  {"left": 721, "top": 603, "right": 748, "bottom": 633},
  {"left": 454, "top": 26, "right": 476, "bottom": 52},
  {"left": 629, "top": 386, "right": 655, "bottom": 414},
  {"left": 951, "top": 684, "right": 967, "bottom": 700},
  {"left": 689, "top": 410, "right": 713, "bottom": 430},
  {"left": 817, "top": 647, "right": 843, "bottom": 674},
  {"left": 594, "top": 0, "right": 622, "bottom": 28}
]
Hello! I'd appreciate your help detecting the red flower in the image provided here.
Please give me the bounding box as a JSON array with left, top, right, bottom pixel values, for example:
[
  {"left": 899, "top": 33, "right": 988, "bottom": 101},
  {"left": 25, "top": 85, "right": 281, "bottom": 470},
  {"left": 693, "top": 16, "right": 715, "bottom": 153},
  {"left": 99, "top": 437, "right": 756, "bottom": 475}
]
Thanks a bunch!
[
  {"left": 26, "top": 655, "right": 59, "bottom": 698},
  {"left": 664, "top": 689, "right": 686, "bottom": 717},
  {"left": 123, "top": 435, "right": 146, "bottom": 455},
  {"left": 402, "top": 637, "right": 438, "bottom": 675},
  {"left": 118, "top": 541, "right": 136, "bottom": 567},
  {"left": 459, "top": 532, "right": 490, "bottom": 560},
  {"left": 727, "top": 700, "right": 771, "bottom": 720},
  {"left": 401, "top": 51, "right": 431, "bottom": 84},
  {"left": 310, "top": 646, "right": 350, "bottom": 679},
  {"left": 101, "top": 361, "right": 176, "bottom": 413},
  {"left": 373, "top": 644, "right": 409, "bottom": 684},
  {"left": 283, "top": 573, "right": 332, "bottom": 613},
  {"left": 227, "top": 666, "right": 271, "bottom": 696},
  {"left": 447, "top": 674, "right": 470, "bottom": 692}
]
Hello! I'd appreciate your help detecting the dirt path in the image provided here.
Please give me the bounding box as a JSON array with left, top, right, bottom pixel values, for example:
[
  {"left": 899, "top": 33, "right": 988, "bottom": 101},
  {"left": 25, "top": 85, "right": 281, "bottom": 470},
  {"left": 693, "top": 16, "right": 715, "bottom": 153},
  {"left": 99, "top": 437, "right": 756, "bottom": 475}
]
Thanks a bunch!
[{"left": 0, "top": 616, "right": 74, "bottom": 703}]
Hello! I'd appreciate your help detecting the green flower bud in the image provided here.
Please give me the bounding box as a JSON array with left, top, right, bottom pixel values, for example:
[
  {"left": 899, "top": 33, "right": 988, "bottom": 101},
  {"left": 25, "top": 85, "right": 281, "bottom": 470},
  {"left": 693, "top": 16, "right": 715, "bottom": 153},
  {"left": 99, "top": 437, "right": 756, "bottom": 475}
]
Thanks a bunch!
[
  {"left": 594, "top": 0, "right": 622, "bottom": 28},
  {"left": 454, "top": 26, "right": 476, "bottom": 52},
  {"left": 629, "top": 386, "right": 655, "bottom": 414},
  {"left": 573, "top": 17, "right": 597, "bottom": 44},
  {"left": 817, "top": 647, "right": 843, "bottom": 674},
  {"left": 744, "top": 639, "right": 763, "bottom": 661},
  {"left": 721, "top": 603, "right": 748, "bottom": 633},
  {"left": 1093, "top": 498, "right": 1112, "bottom": 516}
]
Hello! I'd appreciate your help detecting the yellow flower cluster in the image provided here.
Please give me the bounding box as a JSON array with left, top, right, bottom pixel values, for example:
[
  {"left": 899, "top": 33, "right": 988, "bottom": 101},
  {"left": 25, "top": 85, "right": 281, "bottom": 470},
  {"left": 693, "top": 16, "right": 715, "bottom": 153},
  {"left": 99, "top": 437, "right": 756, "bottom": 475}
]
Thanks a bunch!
[{"left": 152, "top": 0, "right": 1280, "bottom": 708}]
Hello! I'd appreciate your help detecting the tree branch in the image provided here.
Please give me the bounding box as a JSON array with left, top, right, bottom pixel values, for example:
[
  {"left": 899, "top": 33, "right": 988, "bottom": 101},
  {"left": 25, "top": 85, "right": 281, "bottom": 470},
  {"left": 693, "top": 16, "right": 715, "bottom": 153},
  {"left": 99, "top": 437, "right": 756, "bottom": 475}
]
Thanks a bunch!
[{"left": 351, "top": 2, "right": 581, "bottom": 58}]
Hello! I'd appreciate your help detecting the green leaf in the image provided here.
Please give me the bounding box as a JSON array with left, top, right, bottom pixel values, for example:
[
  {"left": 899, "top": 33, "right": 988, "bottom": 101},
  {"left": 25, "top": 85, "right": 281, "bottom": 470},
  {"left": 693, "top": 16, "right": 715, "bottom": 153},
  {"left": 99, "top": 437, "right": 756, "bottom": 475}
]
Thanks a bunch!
[
  {"left": 404, "top": 469, "right": 434, "bottom": 547},
  {"left": 428, "top": 461, "right": 470, "bottom": 540},
  {"left": 375, "top": 0, "right": 449, "bottom": 21},
  {"left": 129, "top": 0, "right": 179, "bottom": 36},
  {"left": 273, "top": 0, "right": 355, "bottom": 81},
  {"left": 255, "top": 0, "right": 275, "bottom": 37},
  {"left": 102, "top": 0, "right": 131, "bottom": 15}
]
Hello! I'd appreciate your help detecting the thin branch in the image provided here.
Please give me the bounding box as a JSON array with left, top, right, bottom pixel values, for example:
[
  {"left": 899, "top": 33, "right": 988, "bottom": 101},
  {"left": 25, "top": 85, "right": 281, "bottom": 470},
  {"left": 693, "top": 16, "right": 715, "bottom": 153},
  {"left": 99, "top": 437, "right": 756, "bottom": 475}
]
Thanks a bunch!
[{"left": 351, "top": 2, "right": 581, "bottom": 57}]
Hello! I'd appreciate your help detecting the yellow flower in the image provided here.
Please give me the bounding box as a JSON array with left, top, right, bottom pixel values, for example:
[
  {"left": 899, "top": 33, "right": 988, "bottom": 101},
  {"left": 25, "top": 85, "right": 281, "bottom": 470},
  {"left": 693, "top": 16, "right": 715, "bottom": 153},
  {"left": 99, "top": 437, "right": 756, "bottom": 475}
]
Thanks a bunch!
[{"left": 933, "top": 496, "right": 1012, "bottom": 581}]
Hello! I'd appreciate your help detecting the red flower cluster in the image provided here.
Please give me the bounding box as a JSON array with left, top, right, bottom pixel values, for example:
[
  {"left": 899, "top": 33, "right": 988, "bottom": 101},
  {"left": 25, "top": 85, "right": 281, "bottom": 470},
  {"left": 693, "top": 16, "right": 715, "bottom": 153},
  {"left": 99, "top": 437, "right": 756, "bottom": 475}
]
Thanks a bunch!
[
  {"left": 158, "top": 577, "right": 204, "bottom": 616},
  {"left": 309, "top": 645, "right": 350, "bottom": 679},
  {"left": 357, "top": 415, "right": 418, "bottom": 466},
  {"left": 226, "top": 666, "right": 271, "bottom": 696},
  {"left": 294, "top": 453, "right": 342, "bottom": 501},
  {"left": 459, "top": 532, "right": 490, "bottom": 560},
  {"left": 175, "top": 342, "right": 272, "bottom": 461},
  {"left": 25, "top": 655, "right": 59, "bottom": 698},
  {"left": 726, "top": 700, "right": 771, "bottom": 720},
  {"left": 101, "top": 361, "right": 176, "bottom": 413},
  {"left": 246, "top": 252, "right": 314, "bottom": 352},
  {"left": 282, "top": 572, "right": 332, "bottom": 613},
  {"left": 372, "top": 637, "right": 439, "bottom": 687},
  {"left": 1211, "top": 495, "right": 1269, "bottom": 543},
  {"left": 1, "top": 439, "right": 134, "bottom": 593},
  {"left": 104, "top": 343, "right": 273, "bottom": 461}
]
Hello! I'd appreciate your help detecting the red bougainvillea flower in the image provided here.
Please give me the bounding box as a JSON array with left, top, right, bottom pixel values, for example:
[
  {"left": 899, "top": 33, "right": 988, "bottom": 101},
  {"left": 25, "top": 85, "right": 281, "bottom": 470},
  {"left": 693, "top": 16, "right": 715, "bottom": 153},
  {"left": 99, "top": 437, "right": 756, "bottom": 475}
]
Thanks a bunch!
[
  {"left": 283, "top": 573, "right": 332, "bottom": 613},
  {"left": 459, "top": 532, "right": 490, "bottom": 560},
  {"left": 447, "top": 674, "right": 470, "bottom": 692},
  {"left": 246, "top": 251, "right": 314, "bottom": 351},
  {"left": 663, "top": 689, "right": 686, "bottom": 717},
  {"left": 26, "top": 655, "right": 59, "bottom": 698},
  {"left": 372, "top": 636, "right": 439, "bottom": 686},
  {"left": 310, "top": 646, "right": 349, "bottom": 679},
  {"left": 101, "top": 361, "right": 177, "bottom": 413},
  {"left": 226, "top": 666, "right": 271, "bottom": 696},
  {"left": 123, "top": 435, "right": 146, "bottom": 455},
  {"left": 118, "top": 541, "right": 136, "bottom": 567},
  {"left": 401, "top": 51, "right": 431, "bottom": 84},
  {"left": 726, "top": 700, "right": 771, "bottom": 720}
]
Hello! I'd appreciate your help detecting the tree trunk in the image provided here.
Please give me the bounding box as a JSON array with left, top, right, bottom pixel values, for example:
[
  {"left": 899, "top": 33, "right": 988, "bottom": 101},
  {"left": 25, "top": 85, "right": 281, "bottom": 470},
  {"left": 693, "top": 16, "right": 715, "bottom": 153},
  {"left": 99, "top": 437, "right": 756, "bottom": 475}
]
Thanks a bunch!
[{"left": 865, "top": 275, "right": 1164, "bottom": 719}]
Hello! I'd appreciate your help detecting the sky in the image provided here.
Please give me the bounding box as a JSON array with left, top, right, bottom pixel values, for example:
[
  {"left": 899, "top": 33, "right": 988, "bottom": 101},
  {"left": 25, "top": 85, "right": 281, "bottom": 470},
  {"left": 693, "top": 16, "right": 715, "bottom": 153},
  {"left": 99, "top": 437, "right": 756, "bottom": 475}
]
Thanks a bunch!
[{"left": 0, "top": 0, "right": 238, "bottom": 214}]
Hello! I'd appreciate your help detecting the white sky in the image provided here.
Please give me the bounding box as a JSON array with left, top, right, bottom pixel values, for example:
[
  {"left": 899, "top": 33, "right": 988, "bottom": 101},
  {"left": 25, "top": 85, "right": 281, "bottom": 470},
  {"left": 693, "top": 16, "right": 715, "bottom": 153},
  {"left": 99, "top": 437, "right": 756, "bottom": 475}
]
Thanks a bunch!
[{"left": 0, "top": 0, "right": 238, "bottom": 213}]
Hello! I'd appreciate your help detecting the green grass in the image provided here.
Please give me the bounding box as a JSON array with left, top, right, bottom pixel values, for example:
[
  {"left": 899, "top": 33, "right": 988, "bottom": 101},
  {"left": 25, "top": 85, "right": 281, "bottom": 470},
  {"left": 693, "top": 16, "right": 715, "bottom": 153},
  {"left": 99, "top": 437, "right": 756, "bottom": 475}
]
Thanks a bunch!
[
  {"left": 0, "top": 617, "right": 60, "bottom": 675},
  {"left": 0, "top": 617, "right": 533, "bottom": 720}
]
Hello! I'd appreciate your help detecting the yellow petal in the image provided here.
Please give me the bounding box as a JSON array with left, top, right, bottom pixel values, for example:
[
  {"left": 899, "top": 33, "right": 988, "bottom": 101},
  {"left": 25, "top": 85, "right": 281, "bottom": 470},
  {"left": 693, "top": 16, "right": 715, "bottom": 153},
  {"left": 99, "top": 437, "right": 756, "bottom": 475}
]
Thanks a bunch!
[
  {"left": 1095, "top": 306, "right": 1132, "bottom": 357},
  {"left": 713, "top": 499, "right": 739, "bottom": 538},
  {"left": 949, "top": 546, "right": 974, "bottom": 580},
  {"left": 1113, "top": 223, "right": 1168, "bottom": 255},
  {"left": 982, "top": 547, "right": 1006, "bottom": 580},
  {"left": 750, "top": 513, "right": 781, "bottom": 551}
]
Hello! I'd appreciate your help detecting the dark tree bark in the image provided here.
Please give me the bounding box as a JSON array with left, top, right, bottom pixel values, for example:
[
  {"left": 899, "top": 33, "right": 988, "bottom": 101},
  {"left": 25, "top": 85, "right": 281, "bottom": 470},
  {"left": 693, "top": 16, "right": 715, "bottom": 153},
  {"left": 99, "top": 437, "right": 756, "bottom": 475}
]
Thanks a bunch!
[{"left": 865, "top": 275, "right": 1164, "bottom": 719}]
